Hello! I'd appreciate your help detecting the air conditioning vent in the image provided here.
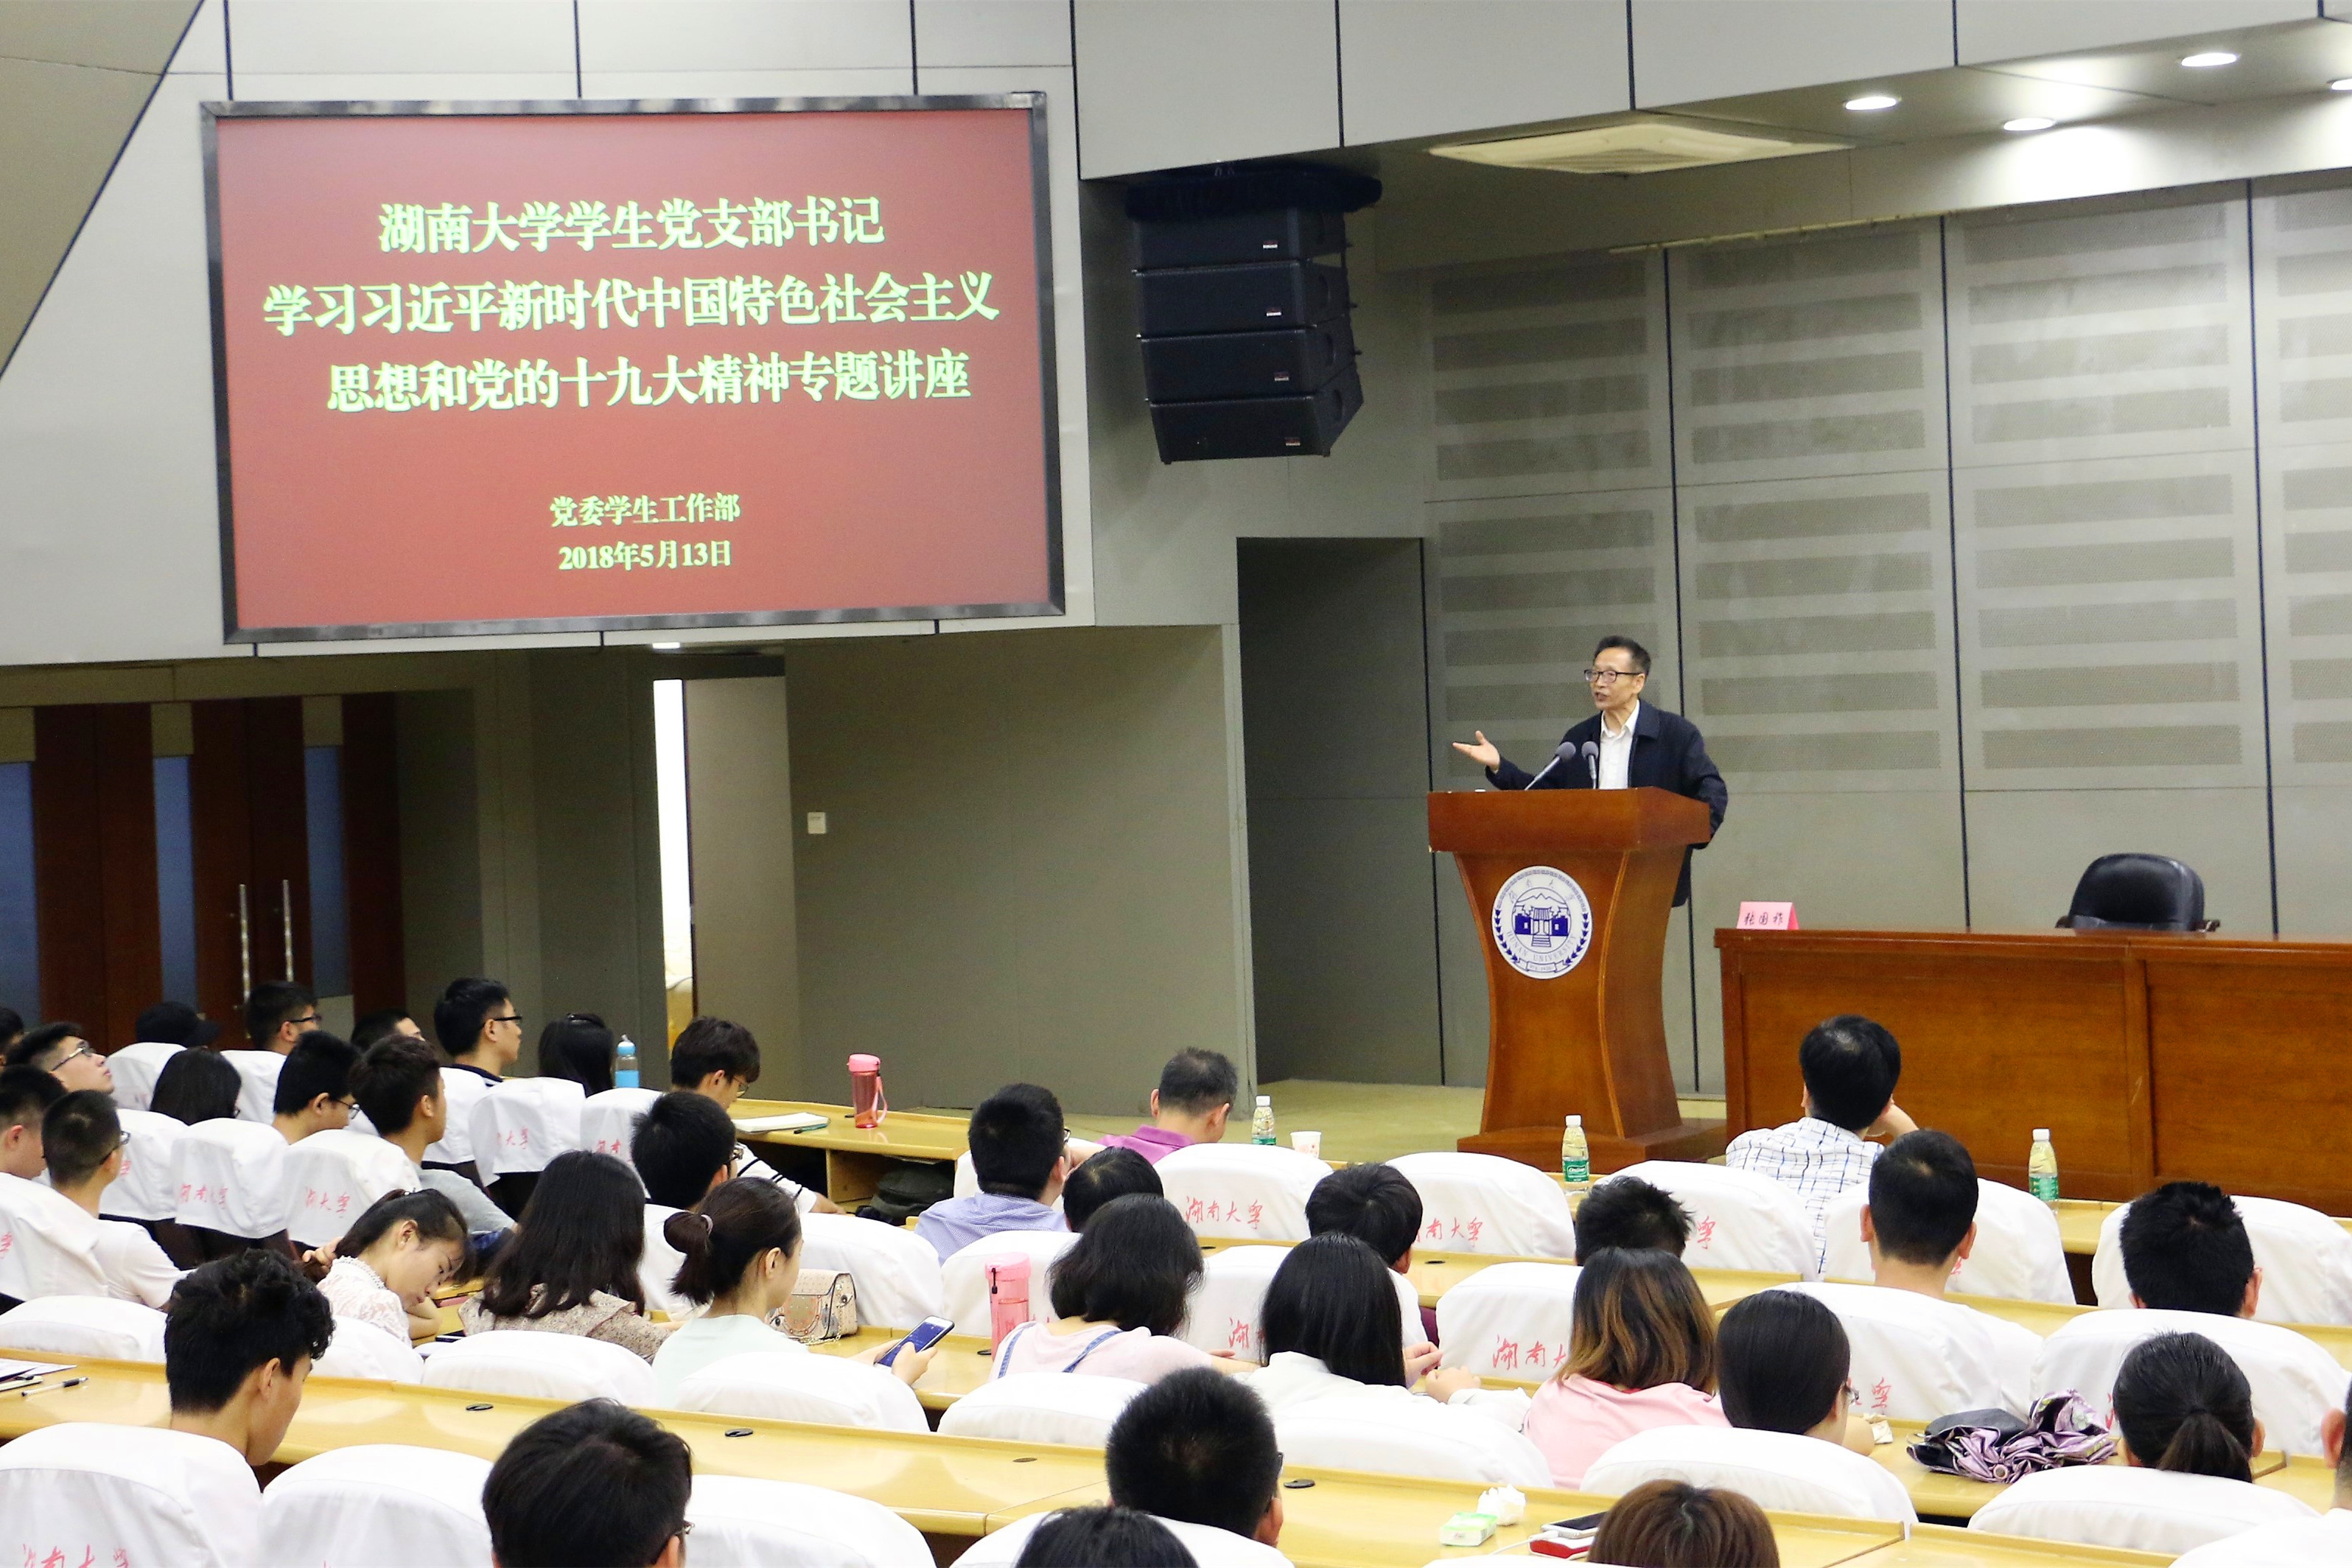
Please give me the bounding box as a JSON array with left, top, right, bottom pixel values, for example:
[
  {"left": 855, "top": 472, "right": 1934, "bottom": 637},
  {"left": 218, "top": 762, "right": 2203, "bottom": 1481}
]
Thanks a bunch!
[{"left": 1432, "top": 119, "right": 1845, "bottom": 175}]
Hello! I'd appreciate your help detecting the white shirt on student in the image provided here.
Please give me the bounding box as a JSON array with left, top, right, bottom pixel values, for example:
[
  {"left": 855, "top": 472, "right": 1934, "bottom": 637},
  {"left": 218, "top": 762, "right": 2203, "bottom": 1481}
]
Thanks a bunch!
[
  {"left": 90, "top": 1218, "right": 184, "bottom": 1309},
  {"left": 651, "top": 1312, "right": 805, "bottom": 1404},
  {"left": 2171, "top": 1505, "right": 2352, "bottom": 1566},
  {"left": 1597, "top": 701, "right": 1639, "bottom": 789},
  {"left": 1241, "top": 1351, "right": 1530, "bottom": 1427}
]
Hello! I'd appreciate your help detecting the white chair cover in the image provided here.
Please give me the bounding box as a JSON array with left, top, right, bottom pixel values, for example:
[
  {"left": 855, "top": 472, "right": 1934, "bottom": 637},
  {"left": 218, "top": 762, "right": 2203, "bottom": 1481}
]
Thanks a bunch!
[
  {"left": 1157, "top": 1144, "right": 1330, "bottom": 1242},
  {"left": 260, "top": 1443, "right": 493, "bottom": 1568},
  {"left": 315, "top": 1317, "right": 424, "bottom": 1384},
  {"left": 1435, "top": 1260, "right": 1581, "bottom": 1379},
  {"left": 425, "top": 1068, "right": 494, "bottom": 1167},
  {"left": 796, "top": 1210, "right": 946, "bottom": 1331},
  {"left": 2092, "top": 1197, "right": 2352, "bottom": 1326},
  {"left": 281, "top": 1129, "right": 418, "bottom": 1248},
  {"left": 582, "top": 1087, "right": 663, "bottom": 1168},
  {"left": 1817, "top": 1180, "right": 2073, "bottom": 1303},
  {"left": 1275, "top": 1392, "right": 1552, "bottom": 1489},
  {"left": 1180, "top": 1243, "right": 1290, "bottom": 1362},
  {"left": 1611, "top": 1162, "right": 1816, "bottom": 1278},
  {"left": 935, "top": 1371, "right": 1147, "bottom": 1447},
  {"left": 2031, "top": 1306, "right": 2352, "bottom": 1455},
  {"left": 106, "top": 1043, "right": 183, "bottom": 1114},
  {"left": 941, "top": 1228, "right": 1079, "bottom": 1338},
  {"left": 684, "top": 1474, "right": 934, "bottom": 1568},
  {"left": 641, "top": 1205, "right": 693, "bottom": 1319},
  {"left": 466, "top": 1078, "right": 586, "bottom": 1179},
  {"left": 1582, "top": 1424, "right": 1919, "bottom": 1522},
  {"left": 0, "top": 1173, "right": 108, "bottom": 1300},
  {"left": 0, "top": 1421, "right": 262, "bottom": 1568},
  {"left": 99, "top": 1108, "right": 186, "bottom": 1224},
  {"left": 421, "top": 1329, "right": 658, "bottom": 1405},
  {"left": 1970, "top": 1464, "right": 2320, "bottom": 1555},
  {"left": 221, "top": 1049, "right": 286, "bottom": 1124},
  {"left": 0, "top": 1297, "right": 167, "bottom": 1362},
  {"left": 1391, "top": 1152, "right": 1577, "bottom": 1258},
  {"left": 172, "top": 1117, "right": 290, "bottom": 1237},
  {"left": 675, "top": 1350, "right": 929, "bottom": 1432},
  {"left": 957, "top": 1511, "right": 1292, "bottom": 1568},
  {"left": 1779, "top": 1281, "right": 2032, "bottom": 1420}
]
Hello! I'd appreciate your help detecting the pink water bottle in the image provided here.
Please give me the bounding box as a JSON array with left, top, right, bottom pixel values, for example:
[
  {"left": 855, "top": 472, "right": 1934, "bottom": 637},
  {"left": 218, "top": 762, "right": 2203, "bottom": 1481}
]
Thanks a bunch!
[
  {"left": 988, "top": 1254, "right": 1031, "bottom": 1349},
  {"left": 847, "top": 1053, "right": 887, "bottom": 1129}
]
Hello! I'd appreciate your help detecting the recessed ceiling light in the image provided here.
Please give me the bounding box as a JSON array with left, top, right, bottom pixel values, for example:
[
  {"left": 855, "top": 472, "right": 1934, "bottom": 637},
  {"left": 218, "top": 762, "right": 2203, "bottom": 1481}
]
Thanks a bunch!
[
  {"left": 2180, "top": 51, "right": 2238, "bottom": 69},
  {"left": 2003, "top": 117, "right": 2055, "bottom": 133},
  {"left": 651, "top": 641, "right": 682, "bottom": 651},
  {"left": 1844, "top": 94, "right": 1900, "bottom": 112},
  {"left": 2331, "top": 78, "right": 2352, "bottom": 92}
]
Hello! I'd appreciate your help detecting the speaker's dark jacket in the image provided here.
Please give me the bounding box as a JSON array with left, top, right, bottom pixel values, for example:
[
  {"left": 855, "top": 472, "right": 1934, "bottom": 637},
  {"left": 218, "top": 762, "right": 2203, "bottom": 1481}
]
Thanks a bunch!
[{"left": 1485, "top": 702, "right": 1729, "bottom": 908}]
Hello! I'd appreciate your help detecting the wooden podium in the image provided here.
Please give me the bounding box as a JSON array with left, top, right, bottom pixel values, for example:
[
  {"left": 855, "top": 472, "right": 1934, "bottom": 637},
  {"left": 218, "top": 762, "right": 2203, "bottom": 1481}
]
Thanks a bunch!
[{"left": 1429, "top": 787, "right": 1726, "bottom": 1173}]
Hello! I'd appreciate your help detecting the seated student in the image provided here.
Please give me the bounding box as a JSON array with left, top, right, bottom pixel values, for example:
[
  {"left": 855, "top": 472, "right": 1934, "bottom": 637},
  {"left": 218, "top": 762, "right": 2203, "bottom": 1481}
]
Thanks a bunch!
[
  {"left": 318, "top": 1187, "right": 467, "bottom": 1343},
  {"left": 151, "top": 1046, "right": 242, "bottom": 1125},
  {"left": 1303, "top": 1160, "right": 1440, "bottom": 1343},
  {"left": 0, "top": 1064, "right": 63, "bottom": 1180},
  {"left": 1064, "top": 1147, "right": 1163, "bottom": 1232},
  {"left": 917, "top": 1082, "right": 1074, "bottom": 1261},
  {"left": 165, "top": 1249, "right": 335, "bottom": 1466},
  {"left": 2115, "top": 1331, "right": 2265, "bottom": 1480},
  {"left": 2121, "top": 1180, "right": 2266, "bottom": 1317},
  {"left": 483, "top": 1399, "right": 693, "bottom": 1568},
  {"left": 1725, "top": 1015, "right": 1914, "bottom": 1270},
  {"left": 1858, "top": 1128, "right": 2039, "bottom": 1410},
  {"left": 634, "top": 1091, "right": 737, "bottom": 1211},
  {"left": 271, "top": 1031, "right": 360, "bottom": 1145},
  {"left": 351, "top": 1035, "right": 514, "bottom": 1236},
  {"left": 349, "top": 1007, "right": 423, "bottom": 1053},
  {"left": 1015, "top": 1505, "right": 1195, "bottom": 1568},
  {"left": 1590, "top": 1480, "right": 1780, "bottom": 1568},
  {"left": 538, "top": 1012, "right": 617, "bottom": 1098},
  {"left": 462, "top": 1149, "right": 673, "bottom": 1361},
  {"left": 2174, "top": 1381, "right": 2352, "bottom": 1565},
  {"left": 652, "top": 1177, "right": 937, "bottom": 1402},
  {"left": 4, "top": 1020, "right": 113, "bottom": 1094},
  {"left": 1575, "top": 1175, "right": 1693, "bottom": 1262},
  {"left": 1522, "top": 1247, "right": 1728, "bottom": 1488},
  {"left": 133, "top": 999, "right": 220, "bottom": 1051},
  {"left": 1245, "top": 1232, "right": 1529, "bottom": 1422},
  {"left": 41, "top": 1089, "right": 184, "bottom": 1307},
  {"left": 1100, "top": 1049, "right": 1237, "bottom": 1164},
  {"left": 668, "top": 1015, "right": 839, "bottom": 1214},
  {"left": 993, "top": 1193, "right": 1214, "bottom": 1382},
  {"left": 1105, "top": 1370, "right": 1287, "bottom": 1555},
  {"left": 429, "top": 976, "right": 518, "bottom": 1176},
  {"left": 243, "top": 981, "right": 321, "bottom": 1055},
  {"left": 1716, "top": 1289, "right": 1876, "bottom": 1454}
]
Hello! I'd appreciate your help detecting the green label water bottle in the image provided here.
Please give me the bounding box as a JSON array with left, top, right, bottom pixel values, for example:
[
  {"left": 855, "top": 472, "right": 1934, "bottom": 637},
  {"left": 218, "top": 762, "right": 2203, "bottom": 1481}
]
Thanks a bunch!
[
  {"left": 2028, "top": 1128, "right": 2059, "bottom": 1203},
  {"left": 1251, "top": 1095, "right": 1276, "bottom": 1146},
  {"left": 1561, "top": 1114, "right": 1590, "bottom": 1190}
]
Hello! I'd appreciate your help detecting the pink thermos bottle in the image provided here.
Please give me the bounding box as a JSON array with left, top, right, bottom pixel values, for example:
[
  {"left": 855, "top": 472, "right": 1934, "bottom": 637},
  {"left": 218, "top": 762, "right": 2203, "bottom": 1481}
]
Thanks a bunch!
[
  {"left": 847, "top": 1053, "right": 887, "bottom": 1128},
  {"left": 988, "top": 1254, "right": 1031, "bottom": 1349}
]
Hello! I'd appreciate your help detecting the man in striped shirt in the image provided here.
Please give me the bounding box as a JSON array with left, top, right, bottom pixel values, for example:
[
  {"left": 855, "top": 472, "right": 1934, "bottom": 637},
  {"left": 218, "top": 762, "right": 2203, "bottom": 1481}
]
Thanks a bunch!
[{"left": 1726, "top": 1014, "right": 1916, "bottom": 1272}]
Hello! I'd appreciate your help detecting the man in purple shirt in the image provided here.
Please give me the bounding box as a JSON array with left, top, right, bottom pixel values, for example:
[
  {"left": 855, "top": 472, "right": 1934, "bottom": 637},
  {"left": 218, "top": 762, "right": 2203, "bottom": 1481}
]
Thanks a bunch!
[
  {"left": 916, "top": 1082, "right": 1074, "bottom": 1261},
  {"left": 1099, "top": 1049, "right": 1236, "bottom": 1164}
]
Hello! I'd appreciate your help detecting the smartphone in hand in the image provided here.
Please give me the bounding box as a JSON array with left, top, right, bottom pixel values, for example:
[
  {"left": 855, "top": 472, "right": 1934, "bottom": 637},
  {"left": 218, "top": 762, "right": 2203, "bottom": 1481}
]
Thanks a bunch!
[{"left": 878, "top": 1315, "right": 955, "bottom": 1368}]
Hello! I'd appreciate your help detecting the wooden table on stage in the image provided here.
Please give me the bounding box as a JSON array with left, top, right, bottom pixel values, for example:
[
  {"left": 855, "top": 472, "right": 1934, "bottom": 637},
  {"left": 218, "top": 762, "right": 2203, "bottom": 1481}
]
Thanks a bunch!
[
  {"left": 1718, "top": 928, "right": 2352, "bottom": 1213},
  {"left": 729, "top": 1097, "right": 968, "bottom": 1206}
]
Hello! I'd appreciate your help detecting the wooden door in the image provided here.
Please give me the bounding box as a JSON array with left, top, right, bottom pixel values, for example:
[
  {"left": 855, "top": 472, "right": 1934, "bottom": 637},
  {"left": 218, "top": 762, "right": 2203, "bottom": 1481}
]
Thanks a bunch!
[{"left": 190, "top": 699, "right": 312, "bottom": 1047}]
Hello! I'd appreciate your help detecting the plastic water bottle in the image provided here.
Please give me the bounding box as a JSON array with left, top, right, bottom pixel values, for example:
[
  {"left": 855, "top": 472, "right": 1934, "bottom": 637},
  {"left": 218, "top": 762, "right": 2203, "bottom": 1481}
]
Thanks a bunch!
[
  {"left": 2028, "top": 1128, "right": 2059, "bottom": 1203},
  {"left": 1561, "top": 1114, "right": 1590, "bottom": 1191},
  {"left": 615, "top": 1035, "right": 640, "bottom": 1089},
  {"left": 1251, "top": 1095, "right": 1276, "bottom": 1146}
]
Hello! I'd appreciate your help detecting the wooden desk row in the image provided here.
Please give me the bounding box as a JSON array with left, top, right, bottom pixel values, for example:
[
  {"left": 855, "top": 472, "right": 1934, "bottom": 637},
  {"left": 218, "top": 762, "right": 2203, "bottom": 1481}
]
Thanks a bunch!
[
  {"left": 728, "top": 1097, "right": 970, "bottom": 1208},
  {"left": 0, "top": 1351, "right": 2191, "bottom": 1568}
]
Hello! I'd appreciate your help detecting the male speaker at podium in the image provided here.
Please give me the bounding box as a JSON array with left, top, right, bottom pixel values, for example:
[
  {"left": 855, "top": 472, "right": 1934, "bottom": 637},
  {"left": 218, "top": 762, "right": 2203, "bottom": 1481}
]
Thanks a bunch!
[{"left": 1451, "top": 636, "right": 1729, "bottom": 906}]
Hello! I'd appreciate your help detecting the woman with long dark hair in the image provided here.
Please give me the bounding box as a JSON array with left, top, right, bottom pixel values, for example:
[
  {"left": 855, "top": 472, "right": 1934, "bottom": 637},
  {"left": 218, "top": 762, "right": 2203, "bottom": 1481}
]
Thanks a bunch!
[
  {"left": 993, "top": 1194, "right": 1214, "bottom": 1383},
  {"left": 150, "top": 1048, "right": 242, "bottom": 1125},
  {"left": 536, "top": 1013, "right": 616, "bottom": 1098},
  {"left": 461, "top": 1149, "right": 671, "bottom": 1360},
  {"left": 1715, "top": 1290, "right": 1876, "bottom": 1453}
]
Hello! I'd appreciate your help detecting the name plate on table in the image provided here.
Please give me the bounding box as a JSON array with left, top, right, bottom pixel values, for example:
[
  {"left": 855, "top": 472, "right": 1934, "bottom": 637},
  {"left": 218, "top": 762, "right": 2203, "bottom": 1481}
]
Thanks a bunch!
[{"left": 1736, "top": 901, "right": 1798, "bottom": 931}]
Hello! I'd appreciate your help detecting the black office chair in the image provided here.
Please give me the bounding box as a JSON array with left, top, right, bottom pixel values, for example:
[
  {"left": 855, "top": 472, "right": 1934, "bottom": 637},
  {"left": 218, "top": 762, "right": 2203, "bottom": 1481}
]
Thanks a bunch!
[{"left": 2056, "top": 853, "right": 2218, "bottom": 931}]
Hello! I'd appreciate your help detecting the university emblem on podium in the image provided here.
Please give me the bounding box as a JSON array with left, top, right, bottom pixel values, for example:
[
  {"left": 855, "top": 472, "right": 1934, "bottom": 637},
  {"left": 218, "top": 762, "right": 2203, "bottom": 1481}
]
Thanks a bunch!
[{"left": 1491, "top": 866, "right": 1594, "bottom": 979}]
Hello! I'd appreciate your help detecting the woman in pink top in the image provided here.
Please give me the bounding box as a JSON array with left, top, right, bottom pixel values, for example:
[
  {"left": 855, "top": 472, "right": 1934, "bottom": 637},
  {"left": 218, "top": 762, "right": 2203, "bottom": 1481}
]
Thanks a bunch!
[
  {"left": 1522, "top": 1247, "right": 1728, "bottom": 1488},
  {"left": 994, "top": 1194, "right": 1215, "bottom": 1383}
]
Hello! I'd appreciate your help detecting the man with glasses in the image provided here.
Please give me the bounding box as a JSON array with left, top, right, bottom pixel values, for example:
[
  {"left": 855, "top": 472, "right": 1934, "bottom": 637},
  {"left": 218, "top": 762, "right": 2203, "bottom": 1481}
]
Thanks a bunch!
[
  {"left": 1452, "top": 634, "right": 1727, "bottom": 907},
  {"left": 4, "top": 1021, "right": 113, "bottom": 1095},
  {"left": 223, "top": 982, "right": 318, "bottom": 1122},
  {"left": 427, "top": 976, "right": 522, "bottom": 1180},
  {"left": 39, "top": 1088, "right": 184, "bottom": 1306},
  {"left": 270, "top": 1032, "right": 360, "bottom": 1145}
]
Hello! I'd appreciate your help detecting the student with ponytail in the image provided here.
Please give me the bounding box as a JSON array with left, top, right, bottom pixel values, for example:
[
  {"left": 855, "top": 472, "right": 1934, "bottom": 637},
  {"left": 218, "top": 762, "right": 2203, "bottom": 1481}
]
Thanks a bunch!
[
  {"left": 651, "top": 1177, "right": 938, "bottom": 1402},
  {"left": 2113, "top": 1331, "right": 2264, "bottom": 1482}
]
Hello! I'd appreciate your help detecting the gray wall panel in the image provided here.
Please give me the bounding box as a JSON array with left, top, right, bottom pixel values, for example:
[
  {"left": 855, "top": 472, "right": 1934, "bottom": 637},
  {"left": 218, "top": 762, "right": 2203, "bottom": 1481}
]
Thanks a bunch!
[
  {"left": 1631, "top": 0, "right": 1950, "bottom": 108},
  {"left": 1962, "top": 787, "right": 2272, "bottom": 931},
  {"left": 1956, "top": 1, "right": 2312, "bottom": 66},
  {"left": 1071, "top": 1, "right": 1337, "bottom": 178},
  {"left": 1338, "top": 0, "right": 1628, "bottom": 146},
  {"left": 914, "top": 0, "right": 1071, "bottom": 67}
]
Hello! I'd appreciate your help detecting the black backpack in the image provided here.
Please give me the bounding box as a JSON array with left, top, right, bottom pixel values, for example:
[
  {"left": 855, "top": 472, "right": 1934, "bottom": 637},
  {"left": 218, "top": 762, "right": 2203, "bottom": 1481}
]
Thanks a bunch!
[{"left": 855, "top": 1160, "right": 956, "bottom": 1226}]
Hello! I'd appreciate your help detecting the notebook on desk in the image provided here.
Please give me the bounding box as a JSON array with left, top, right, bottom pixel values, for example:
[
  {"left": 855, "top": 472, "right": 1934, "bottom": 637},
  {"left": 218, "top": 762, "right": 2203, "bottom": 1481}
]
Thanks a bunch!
[{"left": 735, "top": 1111, "right": 829, "bottom": 1134}]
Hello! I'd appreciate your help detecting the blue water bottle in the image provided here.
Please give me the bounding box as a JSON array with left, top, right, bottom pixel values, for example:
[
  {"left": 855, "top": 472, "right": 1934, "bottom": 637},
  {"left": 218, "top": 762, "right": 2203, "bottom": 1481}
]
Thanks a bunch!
[{"left": 615, "top": 1035, "right": 640, "bottom": 1089}]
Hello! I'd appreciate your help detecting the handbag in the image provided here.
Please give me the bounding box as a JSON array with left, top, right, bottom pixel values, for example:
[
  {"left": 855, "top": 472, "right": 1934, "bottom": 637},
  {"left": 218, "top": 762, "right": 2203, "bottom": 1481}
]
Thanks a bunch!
[
  {"left": 1907, "top": 1392, "right": 2116, "bottom": 1483},
  {"left": 780, "top": 1268, "right": 860, "bottom": 1343}
]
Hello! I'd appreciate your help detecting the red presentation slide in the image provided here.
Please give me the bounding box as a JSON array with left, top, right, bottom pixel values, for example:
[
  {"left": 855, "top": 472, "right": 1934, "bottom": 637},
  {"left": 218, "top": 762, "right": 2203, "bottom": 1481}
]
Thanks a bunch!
[{"left": 206, "top": 100, "right": 1058, "bottom": 640}]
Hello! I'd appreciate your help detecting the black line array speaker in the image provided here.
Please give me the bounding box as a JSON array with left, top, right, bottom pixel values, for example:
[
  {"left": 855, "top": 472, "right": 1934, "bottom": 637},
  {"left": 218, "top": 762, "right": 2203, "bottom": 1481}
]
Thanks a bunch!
[{"left": 1127, "top": 167, "right": 1382, "bottom": 463}]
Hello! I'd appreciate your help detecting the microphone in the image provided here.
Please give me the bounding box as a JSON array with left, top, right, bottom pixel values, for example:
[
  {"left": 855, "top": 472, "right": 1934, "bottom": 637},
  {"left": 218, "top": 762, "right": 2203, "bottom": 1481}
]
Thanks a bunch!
[
  {"left": 1582, "top": 741, "right": 1600, "bottom": 787},
  {"left": 1522, "top": 739, "right": 1579, "bottom": 790}
]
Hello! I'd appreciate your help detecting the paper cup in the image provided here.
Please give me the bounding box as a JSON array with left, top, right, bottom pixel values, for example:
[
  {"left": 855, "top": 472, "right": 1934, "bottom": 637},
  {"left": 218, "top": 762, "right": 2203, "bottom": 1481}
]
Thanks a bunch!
[{"left": 1290, "top": 1130, "right": 1323, "bottom": 1158}]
